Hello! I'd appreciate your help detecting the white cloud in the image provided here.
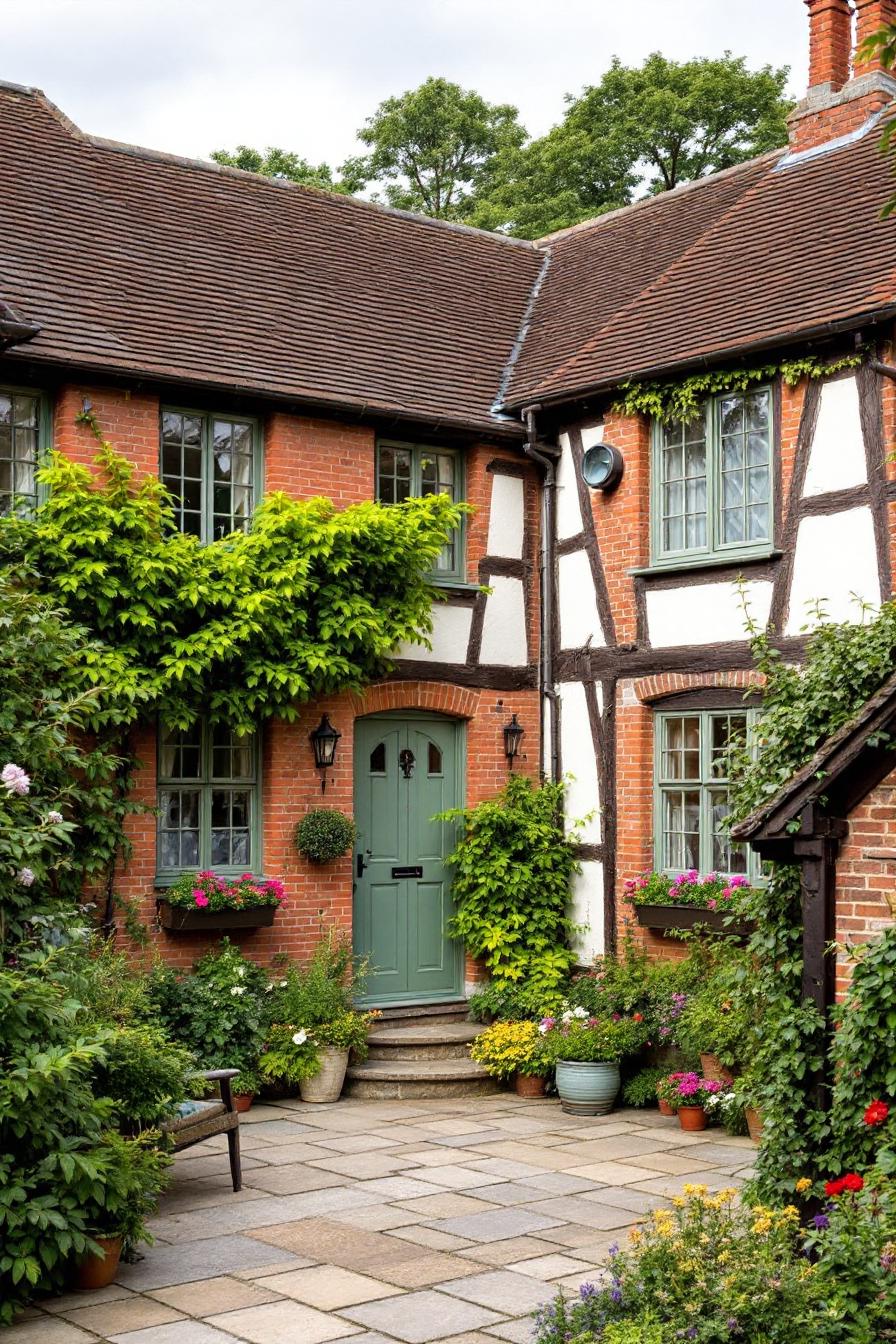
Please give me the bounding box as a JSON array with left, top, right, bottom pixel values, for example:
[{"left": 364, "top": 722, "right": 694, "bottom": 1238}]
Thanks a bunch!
[{"left": 3, "top": 0, "right": 809, "bottom": 167}]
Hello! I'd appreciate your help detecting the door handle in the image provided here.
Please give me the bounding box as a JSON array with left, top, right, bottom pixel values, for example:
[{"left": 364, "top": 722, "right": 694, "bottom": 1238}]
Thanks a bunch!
[{"left": 356, "top": 850, "right": 371, "bottom": 878}]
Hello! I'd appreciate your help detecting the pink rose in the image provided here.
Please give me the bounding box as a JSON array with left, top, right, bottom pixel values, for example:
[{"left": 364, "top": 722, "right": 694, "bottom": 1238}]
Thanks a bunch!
[{"left": 194, "top": 893, "right": 210, "bottom": 908}]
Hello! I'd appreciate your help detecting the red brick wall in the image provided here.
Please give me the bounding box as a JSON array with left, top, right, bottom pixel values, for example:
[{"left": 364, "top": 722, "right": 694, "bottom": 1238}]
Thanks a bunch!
[
  {"left": 834, "top": 763, "right": 896, "bottom": 998},
  {"left": 44, "top": 379, "right": 540, "bottom": 977}
]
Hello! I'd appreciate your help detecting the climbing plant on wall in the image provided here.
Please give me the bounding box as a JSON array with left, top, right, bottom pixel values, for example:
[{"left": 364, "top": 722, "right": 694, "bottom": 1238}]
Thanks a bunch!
[{"left": 0, "top": 413, "right": 464, "bottom": 735}]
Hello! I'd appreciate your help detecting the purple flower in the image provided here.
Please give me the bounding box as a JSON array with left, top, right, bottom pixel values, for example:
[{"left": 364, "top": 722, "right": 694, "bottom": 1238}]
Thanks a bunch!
[
  {"left": 608, "top": 1242, "right": 619, "bottom": 1257},
  {"left": 2, "top": 763, "right": 30, "bottom": 796},
  {"left": 47, "top": 810, "right": 64, "bottom": 825},
  {"left": 17, "top": 867, "right": 35, "bottom": 887},
  {"left": 812, "top": 1214, "right": 830, "bottom": 1230},
  {"left": 610, "top": 1285, "right": 623, "bottom": 1303},
  {"left": 578, "top": 1282, "right": 597, "bottom": 1300}
]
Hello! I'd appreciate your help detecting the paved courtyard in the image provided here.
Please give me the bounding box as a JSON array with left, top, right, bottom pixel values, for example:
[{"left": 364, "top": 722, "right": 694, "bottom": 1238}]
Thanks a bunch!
[{"left": 16, "top": 1095, "right": 756, "bottom": 1344}]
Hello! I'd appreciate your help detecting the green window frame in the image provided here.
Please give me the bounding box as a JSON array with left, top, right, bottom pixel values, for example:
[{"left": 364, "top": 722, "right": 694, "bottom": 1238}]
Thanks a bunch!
[
  {"left": 376, "top": 440, "right": 464, "bottom": 580},
  {"left": 0, "top": 384, "right": 49, "bottom": 516},
  {"left": 653, "top": 708, "right": 761, "bottom": 881},
  {"left": 156, "top": 721, "right": 261, "bottom": 880},
  {"left": 160, "top": 408, "right": 262, "bottom": 542},
  {"left": 651, "top": 387, "right": 773, "bottom": 566}
]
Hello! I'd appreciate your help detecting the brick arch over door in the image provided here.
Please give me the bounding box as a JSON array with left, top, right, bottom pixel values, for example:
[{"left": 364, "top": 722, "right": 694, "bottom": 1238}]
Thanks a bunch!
[{"left": 350, "top": 680, "right": 480, "bottom": 721}]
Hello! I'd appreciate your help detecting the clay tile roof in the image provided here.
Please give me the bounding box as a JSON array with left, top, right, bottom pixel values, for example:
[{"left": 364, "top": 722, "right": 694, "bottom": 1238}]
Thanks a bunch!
[
  {"left": 503, "top": 123, "right": 896, "bottom": 409},
  {"left": 0, "top": 82, "right": 544, "bottom": 435}
]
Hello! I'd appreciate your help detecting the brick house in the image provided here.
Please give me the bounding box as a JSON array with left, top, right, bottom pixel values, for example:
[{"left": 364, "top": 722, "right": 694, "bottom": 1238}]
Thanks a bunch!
[{"left": 0, "top": 0, "right": 894, "bottom": 1002}]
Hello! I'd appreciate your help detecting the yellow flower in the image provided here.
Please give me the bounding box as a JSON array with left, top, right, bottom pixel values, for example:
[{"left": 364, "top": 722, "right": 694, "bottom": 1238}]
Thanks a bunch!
[
  {"left": 683, "top": 1183, "right": 708, "bottom": 1197},
  {"left": 752, "top": 1215, "right": 773, "bottom": 1236},
  {"left": 718, "top": 1250, "right": 732, "bottom": 1264},
  {"left": 629, "top": 1228, "right": 643, "bottom": 1244},
  {"left": 671, "top": 1195, "right": 687, "bottom": 1207},
  {"left": 795, "top": 1177, "right": 812, "bottom": 1194}
]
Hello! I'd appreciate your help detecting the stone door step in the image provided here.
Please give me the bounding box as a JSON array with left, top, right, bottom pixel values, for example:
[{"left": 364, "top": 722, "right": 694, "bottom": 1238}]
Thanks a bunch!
[
  {"left": 372, "top": 1000, "right": 472, "bottom": 1028},
  {"left": 366, "top": 1021, "right": 481, "bottom": 1061},
  {"left": 345, "top": 1057, "right": 498, "bottom": 1100}
]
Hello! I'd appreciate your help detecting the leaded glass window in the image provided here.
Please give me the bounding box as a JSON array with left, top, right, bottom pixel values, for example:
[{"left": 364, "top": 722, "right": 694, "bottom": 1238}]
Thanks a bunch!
[
  {"left": 161, "top": 410, "right": 258, "bottom": 541},
  {"left": 654, "top": 709, "right": 760, "bottom": 879},
  {"left": 157, "top": 721, "right": 259, "bottom": 876},
  {"left": 0, "top": 388, "right": 42, "bottom": 515},
  {"left": 654, "top": 388, "right": 772, "bottom": 564},
  {"left": 376, "top": 440, "right": 463, "bottom": 578}
]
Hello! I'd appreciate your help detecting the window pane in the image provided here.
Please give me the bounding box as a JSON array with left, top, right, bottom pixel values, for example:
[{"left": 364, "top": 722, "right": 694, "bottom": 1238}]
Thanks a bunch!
[
  {"left": 709, "top": 788, "right": 747, "bottom": 873},
  {"left": 211, "top": 725, "right": 255, "bottom": 781},
  {"left": 428, "top": 742, "right": 443, "bottom": 775},
  {"left": 158, "top": 787, "right": 201, "bottom": 869},
  {"left": 719, "top": 390, "right": 770, "bottom": 547},
  {"left": 377, "top": 446, "right": 411, "bottom": 505},
  {"left": 211, "top": 789, "right": 251, "bottom": 865},
  {"left": 661, "top": 417, "right": 706, "bottom": 554},
  {"left": 662, "top": 789, "right": 701, "bottom": 870},
  {"left": 662, "top": 716, "right": 700, "bottom": 781},
  {"left": 159, "top": 727, "right": 202, "bottom": 781},
  {"left": 212, "top": 419, "right": 254, "bottom": 538},
  {"left": 0, "top": 392, "right": 39, "bottom": 514},
  {"left": 370, "top": 742, "right": 386, "bottom": 774}
]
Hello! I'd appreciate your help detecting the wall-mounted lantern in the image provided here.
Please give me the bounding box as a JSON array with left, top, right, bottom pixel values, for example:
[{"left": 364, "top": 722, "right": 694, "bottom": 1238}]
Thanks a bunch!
[
  {"left": 309, "top": 713, "right": 341, "bottom": 792},
  {"left": 503, "top": 713, "right": 525, "bottom": 767},
  {"left": 581, "top": 442, "right": 624, "bottom": 493}
]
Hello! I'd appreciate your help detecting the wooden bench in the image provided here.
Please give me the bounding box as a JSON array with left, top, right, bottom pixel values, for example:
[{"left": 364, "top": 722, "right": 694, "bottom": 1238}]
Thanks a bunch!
[{"left": 161, "top": 1068, "right": 242, "bottom": 1191}]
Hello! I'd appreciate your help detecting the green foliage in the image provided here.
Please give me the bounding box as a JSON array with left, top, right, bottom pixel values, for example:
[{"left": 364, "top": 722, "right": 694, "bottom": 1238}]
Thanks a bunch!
[
  {"left": 830, "top": 928, "right": 896, "bottom": 1172},
  {"left": 470, "top": 1019, "right": 545, "bottom": 1080},
  {"left": 166, "top": 872, "right": 285, "bottom": 911},
  {"left": 264, "top": 927, "right": 364, "bottom": 1028},
  {"left": 344, "top": 76, "right": 527, "bottom": 218},
  {"left": 622, "top": 1066, "right": 666, "bottom": 1109},
  {"left": 209, "top": 144, "right": 359, "bottom": 193},
  {"left": 441, "top": 775, "right": 580, "bottom": 993},
  {"left": 470, "top": 51, "right": 791, "bottom": 237},
  {"left": 0, "top": 428, "right": 462, "bottom": 734},
  {"left": 468, "top": 978, "right": 561, "bottom": 1023},
  {"left": 860, "top": 21, "right": 896, "bottom": 217},
  {"left": 146, "top": 940, "right": 270, "bottom": 1077},
  {"left": 80, "top": 1128, "right": 171, "bottom": 1246},
  {"left": 613, "top": 351, "right": 863, "bottom": 425},
  {"left": 93, "top": 1024, "right": 195, "bottom": 1133},
  {"left": 566, "top": 934, "right": 706, "bottom": 1052},
  {"left": 295, "top": 809, "right": 356, "bottom": 864},
  {"left": 674, "top": 949, "right": 758, "bottom": 1070},
  {"left": 258, "top": 1023, "right": 322, "bottom": 1084},
  {"left": 536, "top": 1014, "right": 647, "bottom": 1066},
  {"left": 803, "top": 1168, "right": 896, "bottom": 1344},
  {"left": 0, "top": 575, "right": 135, "bottom": 950}
]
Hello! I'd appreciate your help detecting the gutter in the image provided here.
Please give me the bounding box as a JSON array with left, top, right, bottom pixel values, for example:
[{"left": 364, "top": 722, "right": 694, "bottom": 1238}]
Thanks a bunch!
[{"left": 522, "top": 404, "right": 561, "bottom": 783}]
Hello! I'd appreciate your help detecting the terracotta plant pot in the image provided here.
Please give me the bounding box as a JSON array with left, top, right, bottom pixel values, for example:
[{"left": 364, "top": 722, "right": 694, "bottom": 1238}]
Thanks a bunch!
[
  {"left": 514, "top": 1073, "right": 546, "bottom": 1098},
  {"left": 677, "top": 1104, "right": 708, "bottom": 1132},
  {"left": 745, "top": 1105, "right": 764, "bottom": 1143},
  {"left": 299, "top": 1047, "right": 349, "bottom": 1103},
  {"left": 700, "top": 1052, "right": 734, "bottom": 1085},
  {"left": 74, "top": 1235, "right": 123, "bottom": 1291},
  {"left": 658, "top": 1098, "right": 675, "bottom": 1117},
  {"left": 233, "top": 1093, "right": 254, "bottom": 1113}
]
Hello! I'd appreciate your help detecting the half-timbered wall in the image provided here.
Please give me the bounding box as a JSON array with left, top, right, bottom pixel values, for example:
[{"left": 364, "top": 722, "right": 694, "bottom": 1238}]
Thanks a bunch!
[{"left": 552, "top": 345, "right": 896, "bottom": 959}]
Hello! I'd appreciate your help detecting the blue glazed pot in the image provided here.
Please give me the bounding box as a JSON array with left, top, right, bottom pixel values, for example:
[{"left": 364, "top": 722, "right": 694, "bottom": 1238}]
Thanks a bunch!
[{"left": 555, "top": 1059, "right": 620, "bottom": 1115}]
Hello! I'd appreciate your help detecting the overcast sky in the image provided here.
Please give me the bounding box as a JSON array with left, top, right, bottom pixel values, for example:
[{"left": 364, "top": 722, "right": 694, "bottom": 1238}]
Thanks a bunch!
[{"left": 5, "top": 0, "right": 809, "bottom": 168}]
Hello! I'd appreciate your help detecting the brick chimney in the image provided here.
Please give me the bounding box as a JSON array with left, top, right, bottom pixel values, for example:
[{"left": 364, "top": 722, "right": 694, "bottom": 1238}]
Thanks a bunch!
[{"left": 789, "top": 0, "right": 896, "bottom": 152}]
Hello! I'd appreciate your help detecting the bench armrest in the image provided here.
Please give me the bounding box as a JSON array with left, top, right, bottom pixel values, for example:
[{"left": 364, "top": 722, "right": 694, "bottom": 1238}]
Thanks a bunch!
[{"left": 201, "top": 1068, "right": 239, "bottom": 1111}]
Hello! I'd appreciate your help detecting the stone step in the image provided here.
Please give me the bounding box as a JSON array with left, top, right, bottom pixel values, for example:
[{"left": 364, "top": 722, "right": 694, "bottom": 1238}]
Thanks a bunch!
[
  {"left": 366, "top": 1021, "right": 481, "bottom": 1061},
  {"left": 345, "top": 1057, "right": 499, "bottom": 1100},
  {"left": 372, "top": 1000, "right": 471, "bottom": 1029}
]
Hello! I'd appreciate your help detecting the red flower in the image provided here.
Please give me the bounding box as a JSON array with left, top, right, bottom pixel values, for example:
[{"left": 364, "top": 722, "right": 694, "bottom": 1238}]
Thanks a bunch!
[
  {"left": 842, "top": 1173, "right": 864, "bottom": 1193},
  {"left": 825, "top": 1173, "right": 864, "bottom": 1197},
  {"left": 864, "top": 1100, "right": 890, "bottom": 1127},
  {"left": 633, "top": 1013, "right": 644, "bottom": 1023},
  {"left": 825, "top": 1177, "right": 846, "bottom": 1197}
]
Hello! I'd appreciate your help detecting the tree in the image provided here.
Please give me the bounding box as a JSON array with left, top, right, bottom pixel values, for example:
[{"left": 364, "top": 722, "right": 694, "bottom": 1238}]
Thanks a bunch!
[
  {"left": 860, "top": 21, "right": 896, "bottom": 216},
  {"left": 471, "top": 52, "right": 792, "bottom": 238},
  {"left": 210, "top": 145, "right": 360, "bottom": 194},
  {"left": 343, "top": 76, "right": 527, "bottom": 219}
]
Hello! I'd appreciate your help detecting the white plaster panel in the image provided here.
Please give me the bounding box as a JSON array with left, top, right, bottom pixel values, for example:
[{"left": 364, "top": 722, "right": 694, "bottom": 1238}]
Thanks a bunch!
[
  {"left": 803, "top": 376, "right": 867, "bottom": 498},
  {"left": 559, "top": 549, "right": 605, "bottom": 648},
  {"left": 397, "top": 602, "right": 472, "bottom": 663},
  {"left": 571, "top": 863, "right": 605, "bottom": 962},
  {"left": 785, "top": 507, "right": 881, "bottom": 634},
  {"left": 486, "top": 473, "right": 525, "bottom": 559},
  {"left": 556, "top": 431, "right": 584, "bottom": 541},
  {"left": 559, "top": 680, "right": 601, "bottom": 845},
  {"left": 479, "top": 576, "right": 527, "bottom": 666},
  {"left": 646, "top": 580, "right": 772, "bottom": 648},
  {"left": 581, "top": 424, "right": 604, "bottom": 451}
]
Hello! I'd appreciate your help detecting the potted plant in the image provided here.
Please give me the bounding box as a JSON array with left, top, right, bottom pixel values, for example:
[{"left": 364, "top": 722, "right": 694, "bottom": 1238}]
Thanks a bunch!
[
  {"left": 536, "top": 1009, "right": 648, "bottom": 1115},
  {"left": 157, "top": 871, "right": 286, "bottom": 931},
  {"left": 675, "top": 978, "right": 752, "bottom": 1085},
  {"left": 704, "top": 1085, "right": 747, "bottom": 1136},
  {"left": 294, "top": 809, "right": 356, "bottom": 864},
  {"left": 470, "top": 1019, "right": 550, "bottom": 1096},
  {"left": 661, "top": 1071, "right": 723, "bottom": 1131},
  {"left": 656, "top": 1072, "right": 686, "bottom": 1117},
  {"left": 626, "top": 870, "right": 755, "bottom": 937},
  {"left": 735, "top": 1070, "right": 765, "bottom": 1142},
  {"left": 260, "top": 1011, "right": 377, "bottom": 1103},
  {"left": 75, "top": 1132, "right": 170, "bottom": 1290},
  {"left": 231, "top": 1063, "right": 263, "bottom": 1112}
]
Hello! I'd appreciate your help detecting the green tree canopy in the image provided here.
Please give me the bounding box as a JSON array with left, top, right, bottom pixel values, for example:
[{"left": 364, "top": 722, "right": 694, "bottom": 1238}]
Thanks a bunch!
[
  {"left": 470, "top": 52, "right": 792, "bottom": 238},
  {"left": 209, "top": 144, "right": 361, "bottom": 194},
  {"left": 342, "top": 76, "right": 527, "bottom": 218},
  {"left": 861, "top": 21, "right": 896, "bottom": 216}
]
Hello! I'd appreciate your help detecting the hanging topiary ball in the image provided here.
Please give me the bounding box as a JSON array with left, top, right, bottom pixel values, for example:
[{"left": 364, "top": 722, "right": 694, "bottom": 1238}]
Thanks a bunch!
[{"left": 294, "top": 808, "right": 356, "bottom": 864}]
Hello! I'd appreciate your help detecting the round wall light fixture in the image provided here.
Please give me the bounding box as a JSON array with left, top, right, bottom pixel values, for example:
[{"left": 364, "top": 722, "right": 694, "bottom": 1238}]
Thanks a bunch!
[{"left": 581, "top": 442, "right": 624, "bottom": 492}]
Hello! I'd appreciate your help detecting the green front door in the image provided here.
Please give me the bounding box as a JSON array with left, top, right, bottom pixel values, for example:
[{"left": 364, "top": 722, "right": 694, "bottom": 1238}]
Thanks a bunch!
[{"left": 353, "top": 715, "right": 463, "bottom": 1005}]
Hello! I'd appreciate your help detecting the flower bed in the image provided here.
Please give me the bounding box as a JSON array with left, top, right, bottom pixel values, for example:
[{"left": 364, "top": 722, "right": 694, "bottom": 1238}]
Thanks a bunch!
[{"left": 158, "top": 871, "right": 286, "bottom": 931}]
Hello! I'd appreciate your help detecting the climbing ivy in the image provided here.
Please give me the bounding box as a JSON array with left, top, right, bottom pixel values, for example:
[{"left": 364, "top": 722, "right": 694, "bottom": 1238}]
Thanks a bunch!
[
  {"left": 613, "top": 351, "right": 864, "bottom": 424},
  {"left": 727, "top": 603, "right": 896, "bottom": 1201},
  {"left": 0, "top": 413, "right": 464, "bottom": 734}
]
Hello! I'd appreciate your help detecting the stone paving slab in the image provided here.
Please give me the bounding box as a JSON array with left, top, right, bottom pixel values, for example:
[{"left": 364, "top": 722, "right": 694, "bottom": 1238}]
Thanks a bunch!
[{"left": 31, "top": 1096, "right": 752, "bottom": 1342}]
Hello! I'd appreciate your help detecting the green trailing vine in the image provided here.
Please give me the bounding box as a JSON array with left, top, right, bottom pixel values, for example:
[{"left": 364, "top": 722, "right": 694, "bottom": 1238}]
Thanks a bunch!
[
  {"left": 727, "top": 599, "right": 896, "bottom": 1201},
  {"left": 613, "top": 351, "right": 864, "bottom": 424},
  {"left": 0, "top": 411, "right": 463, "bottom": 734}
]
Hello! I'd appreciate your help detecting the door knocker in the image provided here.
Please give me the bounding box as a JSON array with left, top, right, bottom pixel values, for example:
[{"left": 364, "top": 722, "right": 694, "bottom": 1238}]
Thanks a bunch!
[{"left": 399, "top": 748, "right": 416, "bottom": 779}]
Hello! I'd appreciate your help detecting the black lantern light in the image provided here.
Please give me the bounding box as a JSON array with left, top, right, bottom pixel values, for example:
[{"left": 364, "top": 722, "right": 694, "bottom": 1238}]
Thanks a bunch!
[
  {"left": 503, "top": 713, "right": 525, "bottom": 766},
  {"left": 309, "top": 713, "right": 341, "bottom": 792}
]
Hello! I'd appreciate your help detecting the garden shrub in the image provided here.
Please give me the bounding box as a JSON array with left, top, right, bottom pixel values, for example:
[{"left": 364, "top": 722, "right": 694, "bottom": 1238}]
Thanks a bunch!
[
  {"left": 295, "top": 809, "right": 356, "bottom": 863},
  {"left": 470, "top": 1020, "right": 546, "bottom": 1079},
  {"left": 622, "top": 1066, "right": 666, "bottom": 1108},
  {"left": 93, "top": 1024, "right": 195, "bottom": 1133},
  {"left": 829, "top": 927, "right": 896, "bottom": 1172},
  {"left": 468, "top": 978, "right": 563, "bottom": 1022},
  {"left": 264, "top": 926, "right": 365, "bottom": 1028},
  {"left": 441, "top": 775, "right": 580, "bottom": 993}
]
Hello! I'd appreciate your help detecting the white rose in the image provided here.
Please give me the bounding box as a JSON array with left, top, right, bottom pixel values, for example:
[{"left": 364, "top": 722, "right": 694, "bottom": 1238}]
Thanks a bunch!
[
  {"left": 573, "top": 1006, "right": 589, "bottom": 1019},
  {"left": 561, "top": 1011, "right": 573, "bottom": 1024},
  {"left": 292, "top": 1029, "right": 308, "bottom": 1046},
  {"left": 230, "top": 985, "right": 246, "bottom": 997}
]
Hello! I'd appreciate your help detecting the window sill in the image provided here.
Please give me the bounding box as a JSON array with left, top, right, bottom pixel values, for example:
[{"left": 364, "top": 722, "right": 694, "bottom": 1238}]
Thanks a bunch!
[
  {"left": 629, "top": 548, "right": 781, "bottom": 578},
  {"left": 428, "top": 578, "right": 482, "bottom": 595}
]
